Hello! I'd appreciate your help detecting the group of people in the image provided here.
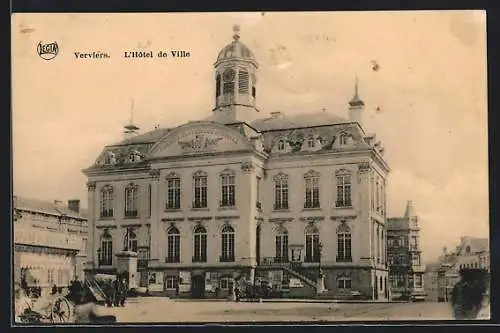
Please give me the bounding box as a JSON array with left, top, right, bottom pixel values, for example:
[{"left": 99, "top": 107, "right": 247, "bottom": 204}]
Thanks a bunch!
[{"left": 103, "top": 277, "right": 128, "bottom": 308}]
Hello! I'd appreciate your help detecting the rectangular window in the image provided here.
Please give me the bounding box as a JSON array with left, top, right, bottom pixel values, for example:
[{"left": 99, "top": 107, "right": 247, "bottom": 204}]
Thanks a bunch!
[
  {"left": 193, "top": 175, "right": 208, "bottom": 208},
  {"left": 220, "top": 174, "right": 236, "bottom": 207},
  {"left": 220, "top": 277, "right": 233, "bottom": 290},
  {"left": 124, "top": 186, "right": 139, "bottom": 217},
  {"left": 410, "top": 236, "right": 418, "bottom": 250},
  {"left": 336, "top": 175, "right": 352, "bottom": 207},
  {"left": 412, "top": 253, "right": 421, "bottom": 266},
  {"left": 166, "top": 276, "right": 179, "bottom": 289},
  {"left": 166, "top": 177, "right": 181, "bottom": 209},
  {"left": 337, "top": 277, "right": 352, "bottom": 289},
  {"left": 100, "top": 188, "right": 114, "bottom": 218},
  {"left": 100, "top": 238, "right": 113, "bottom": 266},
  {"left": 415, "top": 274, "right": 423, "bottom": 287},
  {"left": 337, "top": 232, "right": 352, "bottom": 262},
  {"left": 304, "top": 175, "right": 320, "bottom": 208},
  {"left": 274, "top": 177, "right": 289, "bottom": 210}
]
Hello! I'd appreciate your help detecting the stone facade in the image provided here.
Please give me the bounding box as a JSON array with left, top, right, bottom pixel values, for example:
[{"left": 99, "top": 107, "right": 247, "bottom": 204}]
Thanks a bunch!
[
  {"left": 387, "top": 201, "right": 426, "bottom": 300},
  {"left": 83, "top": 28, "right": 390, "bottom": 299},
  {"left": 13, "top": 196, "right": 88, "bottom": 295}
]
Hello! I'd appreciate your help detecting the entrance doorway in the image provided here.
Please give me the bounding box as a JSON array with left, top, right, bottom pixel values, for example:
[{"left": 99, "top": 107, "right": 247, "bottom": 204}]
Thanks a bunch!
[
  {"left": 374, "top": 276, "right": 379, "bottom": 300},
  {"left": 191, "top": 275, "right": 205, "bottom": 299}
]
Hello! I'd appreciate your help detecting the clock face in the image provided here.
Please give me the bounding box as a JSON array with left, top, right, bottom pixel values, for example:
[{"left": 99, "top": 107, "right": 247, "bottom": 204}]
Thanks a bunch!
[{"left": 223, "top": 69, "right": 236, "bottom": 82}]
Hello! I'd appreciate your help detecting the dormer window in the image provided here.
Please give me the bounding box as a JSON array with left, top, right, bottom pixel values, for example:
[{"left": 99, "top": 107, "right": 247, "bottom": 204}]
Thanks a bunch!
[
  {"left": 278, "top": 139, "right": 286, "bottom": 151},
  {"left": 103, "top": 152, "right": 116, "bottom": 165},
  {"left": 339, "top": 133, "right": 348, "bottom": 145},
  {"left": 129, "top": 150, "right": 142, "bottom": 163},
  {"left": 307, "top": 137, "right": 315, "bottom": 148}
]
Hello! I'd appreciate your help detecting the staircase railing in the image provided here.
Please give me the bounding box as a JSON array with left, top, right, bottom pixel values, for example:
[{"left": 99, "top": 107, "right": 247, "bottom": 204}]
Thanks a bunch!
[{"left": 258, "top": 257, "right": 317, "bottom": 289}]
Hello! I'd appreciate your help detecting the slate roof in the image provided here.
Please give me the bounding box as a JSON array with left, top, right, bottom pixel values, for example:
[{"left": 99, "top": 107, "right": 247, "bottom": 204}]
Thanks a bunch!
[
  {"left": 14, "top": 196, "right": 87, "bottom": 220},
  {"left": 250, "top": 111, "right": 349, "bottom": 131}
]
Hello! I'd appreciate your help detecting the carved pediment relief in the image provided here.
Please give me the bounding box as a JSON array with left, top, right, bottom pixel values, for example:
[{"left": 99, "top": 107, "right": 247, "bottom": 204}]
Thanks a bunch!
[{"left": 148, "top": 122, "right": 252, "bottom": 158}]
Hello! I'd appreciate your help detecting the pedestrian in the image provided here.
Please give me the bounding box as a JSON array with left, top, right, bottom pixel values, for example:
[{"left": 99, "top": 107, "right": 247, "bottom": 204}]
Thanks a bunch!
[{"left": 112, "top": 278, "right": 120, "bottom": 307}]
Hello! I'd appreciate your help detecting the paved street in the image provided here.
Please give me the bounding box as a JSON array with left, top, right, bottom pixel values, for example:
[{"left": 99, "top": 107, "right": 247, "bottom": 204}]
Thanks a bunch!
[{"left": 100, "top": 298, "right": 457, "bottom": 323}]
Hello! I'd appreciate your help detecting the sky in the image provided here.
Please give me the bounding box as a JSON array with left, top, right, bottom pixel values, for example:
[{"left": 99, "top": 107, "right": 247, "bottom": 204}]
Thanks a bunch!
[{"left": 11, "top": 11, "right": 488, "bottom": 263}]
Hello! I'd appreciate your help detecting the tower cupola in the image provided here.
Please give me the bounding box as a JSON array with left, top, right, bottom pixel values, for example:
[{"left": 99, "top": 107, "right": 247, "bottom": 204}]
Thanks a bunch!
[{"left": 213, "top": 25, "right": 259, "bottom": 123}]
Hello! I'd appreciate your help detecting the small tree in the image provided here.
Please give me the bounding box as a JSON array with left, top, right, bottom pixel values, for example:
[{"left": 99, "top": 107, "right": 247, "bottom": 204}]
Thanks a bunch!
[{"left": 451, "top": 268, "right": 489, "bottom": 319}]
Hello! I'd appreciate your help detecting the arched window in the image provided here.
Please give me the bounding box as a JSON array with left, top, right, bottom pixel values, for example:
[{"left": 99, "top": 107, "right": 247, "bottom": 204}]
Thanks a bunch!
[
  {"left": 167, "top": 226, "right": 180, "bottom": 263},
  {"left": 337, "top": 223, "right": 352, "bottom": 262},
  {"left": 339, "top": 133, "right": 349, "bottom": 145},
  {"left": 274, "top": 173, "right": 289, "bottom": 210},
  {"left": 216, "top": 74, "right": 221, "bottom": 98},
  {"left": 124, "top": 229, "right": 138, "bottom": 252},
  {"left": 99, "top": 230, "right": 113, "bottom": 266},
  {"left": 304, "top": 171, "right": 320, "bottom": 209},
  {"left": 336, "top": 169, "right": 352, "bottom": 208},
  {"left": 124, "top": 183, "right": 139, "bottom": 218},
  {"left": 166, "top": 173, "right": 181, "bottom": 210},
  {"left": 193, "top": 171, "right": 208, "bottom": 209},
  {"left": 220, "top": 225, "right": 235, "bottom": 262},
  {"left": 193, "top": 225, "right": 207, "bottom": 262},
  {"left": 100, "top": 185, "right": 114, "bottom": 218},
  {"left": 220, "top": 169, "right": 236, "bottom": 207},
  {"left": 238, "top": 70, "right": 249, "bottom": 94},
  {"left": 305, "top": 225, "right": 320, "bottom": 263},
  {"left": 275, "top": 226, "right": 289, "bottom": 263},
  {"left": 465, "top": 245, "right": 471, "bottom": 254}
]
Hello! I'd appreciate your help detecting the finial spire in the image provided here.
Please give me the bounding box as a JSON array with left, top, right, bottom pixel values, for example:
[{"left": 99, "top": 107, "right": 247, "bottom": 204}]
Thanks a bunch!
[
  {"left": 129, "top": 98, "right": 135, "bottom": 124},
  {"left": 354, "top": 76, "right": 359, "bottom": 99},
  {"left": 232, "top": 24, "right": 241, "bottom": 41},
  {"left": 124, "top": 98, "right": 139, "bottom": 132},
  {"left": 349, "top": 76, "right": 364, "bottom": 107}
]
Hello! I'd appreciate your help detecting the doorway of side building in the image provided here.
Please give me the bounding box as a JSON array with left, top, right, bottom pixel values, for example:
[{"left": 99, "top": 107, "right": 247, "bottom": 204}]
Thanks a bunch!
[
  {"left": 374, "top": 276, "right": 379, "bottom": 300},
  {"left": 191, "top": 275, "right": 205, "bottom": 299}
]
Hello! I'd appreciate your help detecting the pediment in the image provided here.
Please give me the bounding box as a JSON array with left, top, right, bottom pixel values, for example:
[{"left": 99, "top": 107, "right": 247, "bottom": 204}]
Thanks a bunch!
[{"left": 148, "top": 122, "right": 253, "bottom": 158}]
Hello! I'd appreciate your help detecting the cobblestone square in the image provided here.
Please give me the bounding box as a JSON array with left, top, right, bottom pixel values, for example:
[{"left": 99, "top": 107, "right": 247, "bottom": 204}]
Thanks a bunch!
[{"left": 102, "top": 298, "right": 457, "bottom": 323}]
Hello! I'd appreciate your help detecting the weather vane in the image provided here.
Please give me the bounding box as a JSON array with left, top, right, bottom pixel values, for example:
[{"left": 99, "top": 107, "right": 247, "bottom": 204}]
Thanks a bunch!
[{"left": 233, "top": 24, "right": 241, "bottom": 41}]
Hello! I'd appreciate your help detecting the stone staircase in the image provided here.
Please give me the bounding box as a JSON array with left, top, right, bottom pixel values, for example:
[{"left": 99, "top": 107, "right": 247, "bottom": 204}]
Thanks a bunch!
[{"left": 257, "top": 258, "right": 317, "bottom": 290}]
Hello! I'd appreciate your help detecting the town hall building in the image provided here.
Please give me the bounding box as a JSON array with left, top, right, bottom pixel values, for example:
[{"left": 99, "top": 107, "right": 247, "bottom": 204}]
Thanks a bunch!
[{"left": 83, "top": 27, "right": 390, "bottom": 300}]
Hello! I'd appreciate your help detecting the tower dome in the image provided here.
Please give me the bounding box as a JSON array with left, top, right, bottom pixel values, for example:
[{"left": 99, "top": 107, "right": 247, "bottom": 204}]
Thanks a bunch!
[{"left": 215, "top": 25, "right": 257, "bottom": 66}]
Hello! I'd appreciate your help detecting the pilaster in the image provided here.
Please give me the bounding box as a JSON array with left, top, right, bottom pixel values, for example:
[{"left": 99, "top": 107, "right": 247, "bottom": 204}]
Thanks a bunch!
[
  {"left": 86, "top": 181, "right": 96, "bottom": 267},
  {"left": 149, "top": 169, "right": 161, "bottom": 262}
]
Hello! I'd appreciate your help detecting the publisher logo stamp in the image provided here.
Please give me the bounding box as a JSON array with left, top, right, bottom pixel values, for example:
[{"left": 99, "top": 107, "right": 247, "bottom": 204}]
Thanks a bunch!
[{"left": 37, "top": 41, "right": 59, "bottom": 60}]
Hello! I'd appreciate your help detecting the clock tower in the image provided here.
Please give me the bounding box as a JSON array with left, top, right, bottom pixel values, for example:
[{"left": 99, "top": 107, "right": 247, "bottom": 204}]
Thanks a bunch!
[{"left": 212, "top": 25, "right": 259, "bottom": 123}]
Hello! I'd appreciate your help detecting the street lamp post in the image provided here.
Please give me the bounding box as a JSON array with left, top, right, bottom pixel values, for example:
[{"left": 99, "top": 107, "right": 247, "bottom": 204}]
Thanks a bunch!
[{"left": 317, "top": 242, "right": 325, "bottom": 294}]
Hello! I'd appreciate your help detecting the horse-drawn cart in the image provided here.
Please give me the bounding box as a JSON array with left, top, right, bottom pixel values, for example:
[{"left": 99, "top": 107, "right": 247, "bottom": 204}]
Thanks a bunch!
[{"left": 17, "top": 277, "right": 111, "bottom": 324}]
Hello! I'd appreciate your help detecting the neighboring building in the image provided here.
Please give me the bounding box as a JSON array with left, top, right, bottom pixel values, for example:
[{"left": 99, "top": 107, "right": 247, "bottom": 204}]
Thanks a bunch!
[
  {"left": 424, "top": 237, "right": 489, "bottom": 302},
  {"left": 83, "top": 27, "right": 390, "bottom": 299},
  {"left": 13, "top": 195, "right": 88, "bottom": 296},
  {"left": 387, "top": 201, "right": 426, "bottom": 300}
]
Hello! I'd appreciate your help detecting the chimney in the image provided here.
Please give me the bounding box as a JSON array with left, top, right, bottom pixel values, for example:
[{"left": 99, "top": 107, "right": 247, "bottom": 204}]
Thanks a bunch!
[
  {"left": 68, "top": 199, "right": 80, "bottom": 213},
  {"left": 54, "top": 200, "right": 64, "bottom": 206},
  {"left": 270, "top": 111, "right": 283, "bottom": 119}
]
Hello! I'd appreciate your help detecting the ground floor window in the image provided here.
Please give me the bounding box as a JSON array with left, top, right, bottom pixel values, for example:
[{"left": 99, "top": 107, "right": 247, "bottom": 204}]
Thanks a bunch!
[
  {"left": 166, "top": 276, "right": 179, "bottom": 290},
  {"left": 415, "top": 274, "right": 423, "bottom": 287},
  {"left": 337, "top": 277, "right": 352, "bottom": 289},
  {"left": 219, "top": 277, "right": 234, "bottom": 290}
]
